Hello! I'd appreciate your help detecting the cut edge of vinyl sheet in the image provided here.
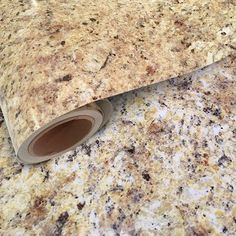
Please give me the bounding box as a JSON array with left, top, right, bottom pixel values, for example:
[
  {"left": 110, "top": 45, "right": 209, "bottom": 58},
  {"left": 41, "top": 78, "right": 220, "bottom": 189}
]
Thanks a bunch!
[{"left": 16, "top": 99, "right": 113, "bottom": 164}]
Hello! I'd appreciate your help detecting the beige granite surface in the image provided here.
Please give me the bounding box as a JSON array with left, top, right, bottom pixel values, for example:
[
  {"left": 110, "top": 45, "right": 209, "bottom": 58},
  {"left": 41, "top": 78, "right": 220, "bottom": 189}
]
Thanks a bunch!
[
  {"left": 0, "top": 55, "right": 235, "bottom": 235},
  {"left": 0, "top": 0, "right": 236, "bottom": 155}
]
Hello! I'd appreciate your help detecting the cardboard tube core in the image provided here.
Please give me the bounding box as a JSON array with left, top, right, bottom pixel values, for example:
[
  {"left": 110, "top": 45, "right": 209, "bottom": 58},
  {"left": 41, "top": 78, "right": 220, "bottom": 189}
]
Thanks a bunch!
[
  {"left": 16, "top": 100, "right": 112, "bottom": 164},
  {"left": 29, "top": 117, "right": 93, "bottom": 157}
]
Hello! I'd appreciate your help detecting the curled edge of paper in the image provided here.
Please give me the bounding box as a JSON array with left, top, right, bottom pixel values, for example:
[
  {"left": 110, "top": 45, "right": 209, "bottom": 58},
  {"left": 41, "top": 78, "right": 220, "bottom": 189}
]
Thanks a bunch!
[{"left": 16, "top": 99, "right": 113, "bottom": 164}]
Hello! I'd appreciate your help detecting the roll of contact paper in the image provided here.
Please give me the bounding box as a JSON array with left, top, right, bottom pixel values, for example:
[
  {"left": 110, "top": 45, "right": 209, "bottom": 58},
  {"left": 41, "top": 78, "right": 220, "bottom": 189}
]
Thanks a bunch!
[
  {"left": 16, "top": 100, "right": 113, "bottom": 164},
  {"left": 0, "top": 0, "right": 235, "bottom": 164}
]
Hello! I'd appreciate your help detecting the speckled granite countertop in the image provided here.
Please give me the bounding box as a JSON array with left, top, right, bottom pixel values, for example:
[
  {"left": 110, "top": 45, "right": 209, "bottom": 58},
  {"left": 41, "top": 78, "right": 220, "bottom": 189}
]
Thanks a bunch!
[{"left": 0, "top": 55, "right": 235, "bottom": 235}]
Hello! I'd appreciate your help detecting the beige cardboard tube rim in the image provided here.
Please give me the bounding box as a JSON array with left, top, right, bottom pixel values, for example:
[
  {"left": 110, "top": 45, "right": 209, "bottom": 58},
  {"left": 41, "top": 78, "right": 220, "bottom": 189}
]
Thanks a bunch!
[
  {"left": 16, "top": 102, "right": 107, "bottom": 164},
  {"left": 28, "top": 115, "right": 95, "bottom": 157}
]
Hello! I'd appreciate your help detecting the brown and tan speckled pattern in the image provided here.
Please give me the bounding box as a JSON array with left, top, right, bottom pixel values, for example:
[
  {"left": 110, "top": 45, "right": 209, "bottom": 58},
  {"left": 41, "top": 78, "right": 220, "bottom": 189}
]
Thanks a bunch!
[
  {"left": 0, "top": 0, "right": 236, "bottom": 154},
  {"left": 0, "top": 55, "right": 235, "bottom": 235}
]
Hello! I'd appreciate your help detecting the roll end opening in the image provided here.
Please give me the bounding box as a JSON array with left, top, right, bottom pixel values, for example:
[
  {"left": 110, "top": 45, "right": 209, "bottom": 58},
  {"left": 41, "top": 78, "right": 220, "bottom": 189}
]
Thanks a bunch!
[{"left": 28, "top": 117, "right": 93, "bottom": 157}]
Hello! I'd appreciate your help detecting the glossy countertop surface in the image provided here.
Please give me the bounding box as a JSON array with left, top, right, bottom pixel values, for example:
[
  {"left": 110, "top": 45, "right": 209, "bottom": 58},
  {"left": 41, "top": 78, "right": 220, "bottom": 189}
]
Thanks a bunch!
[{"left": 0, "top": 55, "right": 235, "bottom": 235}]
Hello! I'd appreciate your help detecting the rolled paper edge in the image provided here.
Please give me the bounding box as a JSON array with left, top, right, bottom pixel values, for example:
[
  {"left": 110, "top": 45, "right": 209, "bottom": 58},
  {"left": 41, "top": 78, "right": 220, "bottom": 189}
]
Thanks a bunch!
[{"left": 16, "top": 99, "right": 112, "bottom": 164}]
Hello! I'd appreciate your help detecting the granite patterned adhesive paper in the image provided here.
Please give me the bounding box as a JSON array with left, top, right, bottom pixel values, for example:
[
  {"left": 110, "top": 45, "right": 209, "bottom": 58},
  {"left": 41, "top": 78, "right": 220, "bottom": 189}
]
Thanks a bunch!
[
  {"left": 0, "top": 0, "right": 236, "bottom": 159},
  {"left": 0, "top": 55, "right": 235, "bottom": 235}
]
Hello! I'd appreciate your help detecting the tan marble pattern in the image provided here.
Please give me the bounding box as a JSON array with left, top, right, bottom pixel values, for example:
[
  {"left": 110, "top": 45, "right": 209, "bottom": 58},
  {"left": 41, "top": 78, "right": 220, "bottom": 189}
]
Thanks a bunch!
[
  {"left": 0, "top": 0, "right": 236, "bottom": 154},
  {"left": 0, "top": 55, "right": 235, "bottom": 235}
]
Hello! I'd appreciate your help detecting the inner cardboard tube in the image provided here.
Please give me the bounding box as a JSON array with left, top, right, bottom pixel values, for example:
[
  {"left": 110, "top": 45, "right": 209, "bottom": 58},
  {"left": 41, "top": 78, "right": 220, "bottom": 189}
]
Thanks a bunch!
[
  {"left": 16, "top": 101, "right": 109, "bottom": 164},
  {"left": 29, "top": 117, "right": 93, "bottom": 157}
]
